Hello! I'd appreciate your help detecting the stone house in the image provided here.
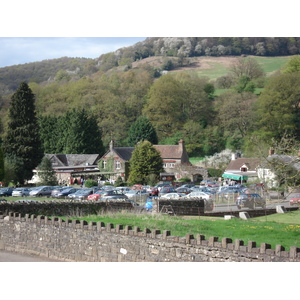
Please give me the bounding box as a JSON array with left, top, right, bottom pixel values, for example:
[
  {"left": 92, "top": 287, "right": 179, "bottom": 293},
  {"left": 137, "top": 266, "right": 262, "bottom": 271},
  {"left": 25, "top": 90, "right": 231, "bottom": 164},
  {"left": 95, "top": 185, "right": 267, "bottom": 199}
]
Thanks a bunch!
[
  {"left": 98, "top": 139, "right": 192, "bottom": 182},
  {"left": 30, "top": 154, "right": 101, "bottom": 185}
]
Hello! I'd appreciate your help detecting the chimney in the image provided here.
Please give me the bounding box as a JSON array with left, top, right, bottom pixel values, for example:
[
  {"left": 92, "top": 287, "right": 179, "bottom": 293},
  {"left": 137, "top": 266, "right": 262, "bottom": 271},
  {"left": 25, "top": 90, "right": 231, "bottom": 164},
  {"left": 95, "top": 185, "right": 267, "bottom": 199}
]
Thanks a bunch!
[
  {"left": 231, "top": 153, "right": 236, "bottom": 160},
  {"left": 109, "top": 140, "right": 114, "bottom": 152},
  {"left": 178, "top": 139, "right": 184, "bottom": 151},
  {"left": 269, "top": 148, "right": 274, "bottom": 156}
]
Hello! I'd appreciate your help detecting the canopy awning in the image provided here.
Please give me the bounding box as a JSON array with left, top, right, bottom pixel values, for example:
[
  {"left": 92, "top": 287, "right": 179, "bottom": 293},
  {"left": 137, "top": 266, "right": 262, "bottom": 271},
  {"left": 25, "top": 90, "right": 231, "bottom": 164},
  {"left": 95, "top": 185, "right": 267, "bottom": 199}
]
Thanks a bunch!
[{"left": 222, "top": 173, "right": 248, "bottom": 180}]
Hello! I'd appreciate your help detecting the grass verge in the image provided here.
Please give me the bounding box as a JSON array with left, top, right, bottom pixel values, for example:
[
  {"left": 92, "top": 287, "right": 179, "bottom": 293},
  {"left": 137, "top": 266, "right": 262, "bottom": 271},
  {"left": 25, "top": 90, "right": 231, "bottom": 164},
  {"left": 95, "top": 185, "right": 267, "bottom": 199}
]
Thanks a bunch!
[{"left": 70, "top": 209, "right": 300, "bottom": 251}]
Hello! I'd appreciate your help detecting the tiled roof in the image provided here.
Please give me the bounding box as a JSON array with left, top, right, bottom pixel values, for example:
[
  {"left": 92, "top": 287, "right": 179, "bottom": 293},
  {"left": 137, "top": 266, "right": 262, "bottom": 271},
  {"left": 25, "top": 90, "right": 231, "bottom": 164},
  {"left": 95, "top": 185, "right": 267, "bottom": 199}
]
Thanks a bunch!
[
  {"left": 154, "top": 145, "right": 183, "bottom": 159},
  {"left": 45, "top": 154, "right": 100, "bottom": 167},
  {"left": 114, "top": 147, "right": 135, "bottom": 161},
  {"left": 226, "top": 158, "right": 261, "bottom": 171}
]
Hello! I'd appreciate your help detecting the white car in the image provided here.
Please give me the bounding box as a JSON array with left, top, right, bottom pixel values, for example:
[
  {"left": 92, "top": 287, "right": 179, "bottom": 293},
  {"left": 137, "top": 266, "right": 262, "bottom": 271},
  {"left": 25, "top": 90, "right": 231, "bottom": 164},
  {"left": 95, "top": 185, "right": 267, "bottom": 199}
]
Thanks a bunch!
[
  {"left": 160, "top": 193, "right": 185, "bottom": 199},
  {"left": 184, "top": 191, "right": 214, "bottom": 200},
  {"left": 12, "top": 188, "right": 30, "bottom": 197}
]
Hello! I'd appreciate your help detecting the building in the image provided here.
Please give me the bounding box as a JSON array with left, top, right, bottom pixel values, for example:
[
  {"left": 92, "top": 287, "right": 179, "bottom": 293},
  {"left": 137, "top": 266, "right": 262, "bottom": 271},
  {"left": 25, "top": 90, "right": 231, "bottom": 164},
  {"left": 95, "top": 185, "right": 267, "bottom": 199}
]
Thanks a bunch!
[
  {"left": 222, "top": 153, "right": 261, "bottom": 183},
  {"left": 98, "top": 139, "right": 192, "bottom": 182},
  {"left": 31, "top": 154, "right": 101, "bottom": 185}
]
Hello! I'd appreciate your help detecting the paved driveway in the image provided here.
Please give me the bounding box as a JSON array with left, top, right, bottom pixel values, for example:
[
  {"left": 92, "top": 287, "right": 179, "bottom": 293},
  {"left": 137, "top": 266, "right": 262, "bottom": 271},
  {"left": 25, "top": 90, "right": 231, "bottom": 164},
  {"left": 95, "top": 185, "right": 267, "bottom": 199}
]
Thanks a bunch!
[{"left": 0, "top": 250, "right": 61, "bottom": 262}]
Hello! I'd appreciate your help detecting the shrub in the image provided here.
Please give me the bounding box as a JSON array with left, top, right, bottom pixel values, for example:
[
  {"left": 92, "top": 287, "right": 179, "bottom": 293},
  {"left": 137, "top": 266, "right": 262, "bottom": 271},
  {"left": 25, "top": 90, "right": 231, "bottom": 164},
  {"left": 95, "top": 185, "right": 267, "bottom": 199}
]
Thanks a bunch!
[{"left": 84, "top": 179, "right": 98, "bottom": 188}]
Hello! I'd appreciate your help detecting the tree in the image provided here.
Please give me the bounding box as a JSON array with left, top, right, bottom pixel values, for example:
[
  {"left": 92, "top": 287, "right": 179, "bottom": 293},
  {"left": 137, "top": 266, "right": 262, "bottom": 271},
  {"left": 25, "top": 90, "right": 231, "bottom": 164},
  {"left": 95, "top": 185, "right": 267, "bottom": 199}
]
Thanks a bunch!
[
  {"left": 59, "top": 108, "right": 104, "bottom": 154},
  {"left": 255, "top": 72, "right": 300, "bottom": 141},
  {"left": 36, "top": 156, "right": 58, "bottom": 186},
  {"left": 143, "top": 74, "right": 185, "bottom": 139},
  {"left": 127, "top": 116, "right": 158, "bottom": 146},
  {"left": 230, "top": 57, "right": 265, "bottom": 80},
  {"left": 282, "top": 55, "right": 300, "bottom": 73},
  {"left": 2, "top": 82, "right": 43, "bottom": 184},
  {"left": 128, "top": 140, "right": 163, "bottom": 184},
  {"left": 0, "top": 148, "right": 4, "bottom": 182}
]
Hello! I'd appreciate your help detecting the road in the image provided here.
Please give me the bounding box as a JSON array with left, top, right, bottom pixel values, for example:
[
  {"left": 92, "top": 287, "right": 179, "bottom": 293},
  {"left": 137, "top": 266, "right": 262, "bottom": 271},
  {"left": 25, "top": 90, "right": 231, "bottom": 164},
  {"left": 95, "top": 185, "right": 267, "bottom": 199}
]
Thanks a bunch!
[{"left": 0, "top": 250, "right": 61, "bottom": 262}]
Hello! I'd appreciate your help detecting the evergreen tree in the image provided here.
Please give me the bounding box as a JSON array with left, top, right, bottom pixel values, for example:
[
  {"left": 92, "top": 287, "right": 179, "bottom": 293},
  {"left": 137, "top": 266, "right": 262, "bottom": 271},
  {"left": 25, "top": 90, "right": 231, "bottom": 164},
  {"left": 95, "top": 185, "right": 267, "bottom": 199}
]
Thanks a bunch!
[
  {"left": 0, "top": 147, "right": 4, "bottom": 182},
  {"left": 2, "top": 82, "right": 43, "bottom": 184},
  {"left": 60, "top": 108, "right": 104, "bottom": 154},
  {"left": 127, "top": 116, "right": 158, "bottom": 146},
  {"left": 36, "top": 156, "right": 58, "bottom": 186},
  {"left": 128, "top": 140, "right": 163, "bottom": 184}
]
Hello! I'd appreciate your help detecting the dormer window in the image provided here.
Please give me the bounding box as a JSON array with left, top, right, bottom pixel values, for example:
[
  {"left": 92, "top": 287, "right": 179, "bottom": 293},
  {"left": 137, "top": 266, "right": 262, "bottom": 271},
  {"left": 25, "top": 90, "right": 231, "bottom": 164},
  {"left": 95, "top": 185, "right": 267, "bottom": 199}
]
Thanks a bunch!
[{"left": 240, "top": 164, "right": 248, "bottom": 172}]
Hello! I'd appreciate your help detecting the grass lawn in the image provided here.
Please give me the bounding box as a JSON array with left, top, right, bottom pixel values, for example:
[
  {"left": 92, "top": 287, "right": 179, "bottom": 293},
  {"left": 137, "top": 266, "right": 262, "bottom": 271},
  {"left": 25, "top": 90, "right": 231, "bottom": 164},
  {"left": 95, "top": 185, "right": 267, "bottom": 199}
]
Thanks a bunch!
[{"left": 71, "top": 209, "right": 300, "bottom": 251}]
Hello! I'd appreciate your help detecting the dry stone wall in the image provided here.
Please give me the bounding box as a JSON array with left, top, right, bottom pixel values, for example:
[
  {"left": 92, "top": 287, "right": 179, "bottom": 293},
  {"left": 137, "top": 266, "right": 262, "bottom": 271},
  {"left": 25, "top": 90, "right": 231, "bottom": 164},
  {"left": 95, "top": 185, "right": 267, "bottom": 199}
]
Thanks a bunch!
[{"left": 1, "top": 213, "right": 299, "bottom": 262}]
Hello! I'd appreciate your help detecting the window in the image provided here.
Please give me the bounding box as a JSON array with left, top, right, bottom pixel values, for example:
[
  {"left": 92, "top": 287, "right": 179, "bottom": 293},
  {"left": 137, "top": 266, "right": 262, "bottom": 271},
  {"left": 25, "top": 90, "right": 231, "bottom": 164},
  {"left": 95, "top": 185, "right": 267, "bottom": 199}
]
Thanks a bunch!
[
  {"left": 103, "top": 161, "right": 106, "bottom": 169},
  {"left": 116, "top": 161, "right": 121, "bottom": 169}
]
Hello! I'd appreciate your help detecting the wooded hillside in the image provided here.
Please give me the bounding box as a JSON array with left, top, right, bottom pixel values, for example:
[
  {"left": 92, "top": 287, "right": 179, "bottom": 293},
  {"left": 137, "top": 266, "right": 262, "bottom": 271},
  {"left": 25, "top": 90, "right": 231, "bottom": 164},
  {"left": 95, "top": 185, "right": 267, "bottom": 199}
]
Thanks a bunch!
[{"left": 1, "top": 37, "right": 300, "bottom": 159}]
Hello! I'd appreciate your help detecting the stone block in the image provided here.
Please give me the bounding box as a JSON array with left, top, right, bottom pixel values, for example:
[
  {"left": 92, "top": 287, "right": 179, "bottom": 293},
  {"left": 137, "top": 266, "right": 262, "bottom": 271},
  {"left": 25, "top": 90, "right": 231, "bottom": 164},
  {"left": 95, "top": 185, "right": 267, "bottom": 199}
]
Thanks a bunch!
[
  {"left": 239, "top": 211, "right": 250, "bottom": 220},
  {"left": 276, "top": 205, "right": 287, "bottom": 213},
  {"left": 224, "top": 215, "right": 236, "bottom": 220}
]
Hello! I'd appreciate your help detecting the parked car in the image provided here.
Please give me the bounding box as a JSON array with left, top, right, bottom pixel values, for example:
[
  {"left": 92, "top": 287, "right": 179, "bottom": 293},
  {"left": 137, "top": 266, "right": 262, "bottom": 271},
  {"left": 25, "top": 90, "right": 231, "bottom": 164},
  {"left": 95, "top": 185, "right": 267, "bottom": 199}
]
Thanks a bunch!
[
  {"left": 158, "top": 186, "right": 176, "bottom": 197},
  {"left": 0, "top": 187, "right": 14, "bottom": 197},
  {"left": 184, "top": 191, "right": 214, "bottom": 211},
  {"left": 51, "top": 187, "right": 69, "bottom": 198},
  {"left": 29, "top": 186, "right": 53, "bottom": 197},
  {"left": 100, "top": 190, "right": 129, "bottom": 200},
  {"left": 53, "top": 187, "right": 78, "bottom": 199},
  {"left": 175, "top": 187, "right": 192, "bottom": 194},
  {"left": 290, "top": 194, "right": 300, "bottom": 206},
  {"left": 236, "top": 193, "right": 266, "bottom": 209},
  {"left": 160, "top": 192, "right": 186, "bottom": 199},
  {"left": 87, "top": 190, "right": 107, "bottom": 201},
  {"left": 68, "top": 188, "right": 94, "bottom": 200},
  {"left": 185, "top": 191, "right": 214, "bottom": 200},
  {"left": 125, "top": 189, "right": 149, "bottom": 202},
  {"left": 12, "top": 187, "right": 30, "bottom": 197}
]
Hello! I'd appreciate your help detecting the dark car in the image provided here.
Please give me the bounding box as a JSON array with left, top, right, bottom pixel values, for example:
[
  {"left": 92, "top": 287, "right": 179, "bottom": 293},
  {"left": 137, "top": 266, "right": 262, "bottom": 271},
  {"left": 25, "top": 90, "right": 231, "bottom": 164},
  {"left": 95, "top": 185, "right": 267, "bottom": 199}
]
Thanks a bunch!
[
  {"left": 68, "top": 188, "right": 94, "bottom": 200},
  {"left": 0, "top": 187, "right": 14, "bottom": 197},
  {"left": 100, "top": 190, "right": 129, "bottom": 201},
  {"left": 0, "top": 198, "right": 7, "bottom": 202},
  {"left": 53, "top": 187, "right": 78, "bottom": 199},
  {"left": 236, "top": 193, "right": 266, "bottom": 209}
]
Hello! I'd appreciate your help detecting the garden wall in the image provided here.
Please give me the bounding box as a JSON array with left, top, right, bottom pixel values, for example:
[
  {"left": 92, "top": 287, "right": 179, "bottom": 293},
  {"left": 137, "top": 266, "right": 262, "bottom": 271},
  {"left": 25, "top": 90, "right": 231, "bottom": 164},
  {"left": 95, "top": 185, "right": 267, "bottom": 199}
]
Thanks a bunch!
[{"left": 1, "top": 213, "right": 299, "bottom": 262}]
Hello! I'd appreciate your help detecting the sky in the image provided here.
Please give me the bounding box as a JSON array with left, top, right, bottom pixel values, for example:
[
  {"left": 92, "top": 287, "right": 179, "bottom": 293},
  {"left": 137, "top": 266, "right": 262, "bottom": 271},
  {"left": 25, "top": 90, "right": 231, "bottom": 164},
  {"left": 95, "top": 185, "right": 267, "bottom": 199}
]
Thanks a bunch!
[{"left": 0, "top": 37, "right": 147, "bottom": 68}]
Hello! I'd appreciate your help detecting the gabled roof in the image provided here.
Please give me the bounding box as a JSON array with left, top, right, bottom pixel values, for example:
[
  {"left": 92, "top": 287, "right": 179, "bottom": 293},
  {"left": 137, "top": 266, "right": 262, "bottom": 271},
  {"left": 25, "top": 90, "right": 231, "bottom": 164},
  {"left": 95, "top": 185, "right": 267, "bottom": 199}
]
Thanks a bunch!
[
  {"left": 226, "top": 157, "right": 261, "bottom": 172},
  {"left": 114, "top": 147, "right": 135, "bottom": 161},
  {"left": 45, "top": 154, "right": 100, "bottom": 167},
  {"left": 154, "top": 145, "right": 183, "bottom": 159}
]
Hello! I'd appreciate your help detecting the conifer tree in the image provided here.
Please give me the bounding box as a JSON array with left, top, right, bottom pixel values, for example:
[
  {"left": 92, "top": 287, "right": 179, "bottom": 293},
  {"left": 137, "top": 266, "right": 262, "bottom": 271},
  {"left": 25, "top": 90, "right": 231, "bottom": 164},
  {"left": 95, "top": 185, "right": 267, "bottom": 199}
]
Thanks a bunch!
[
  {"left": 128, "top": 140, "right": 163, "bottom": 184},
  {"left": 127, "top": 116, "right": 158, "bottom": 146},
  {"left": 2, "top": 82, "right": 43, "bottom": 184}
]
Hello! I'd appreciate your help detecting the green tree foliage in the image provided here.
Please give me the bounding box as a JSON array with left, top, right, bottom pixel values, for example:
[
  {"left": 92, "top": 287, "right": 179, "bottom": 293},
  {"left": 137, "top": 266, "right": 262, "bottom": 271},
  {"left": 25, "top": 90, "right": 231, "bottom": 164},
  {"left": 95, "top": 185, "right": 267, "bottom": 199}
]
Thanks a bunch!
[
  {"left": 38, "top": 115, "right": 62, "bottom": 153},
  {"left": 282, "top": 55, "right": 300, "bottom": 73},
  {"left": 128, "top": 140, "right": 163, "bottom": 184},
  {"left": 37, "top": 156, "right": 58, "bottom": 186},
  {"left": 127, "top": 116, "right": 158, "bottom": 146},
  {"left": 255, "top": 72, "right": 300, "bottom": 141},
  {"left": 2, "top": 82, "right": 43, "bottom": 184},
  {"left": 0, "top": 147, "right": 4, "bottom": 182},
  {"left": 143, "top": 74, "right": 186, "bottom": 139},
  {"left": 3, "top": 154, "right": 25, "bottom": 186},
  {"left": 59, "top": 108, "right": 104, "bottom": 154}
]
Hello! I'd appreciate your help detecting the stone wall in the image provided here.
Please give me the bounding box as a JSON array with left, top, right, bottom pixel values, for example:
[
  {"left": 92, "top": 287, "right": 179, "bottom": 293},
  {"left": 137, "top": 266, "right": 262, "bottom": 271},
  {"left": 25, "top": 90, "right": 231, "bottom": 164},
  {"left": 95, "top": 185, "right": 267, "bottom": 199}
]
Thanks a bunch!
[{"left": 1, "top": 213, "right": 299, "bottom": 262}]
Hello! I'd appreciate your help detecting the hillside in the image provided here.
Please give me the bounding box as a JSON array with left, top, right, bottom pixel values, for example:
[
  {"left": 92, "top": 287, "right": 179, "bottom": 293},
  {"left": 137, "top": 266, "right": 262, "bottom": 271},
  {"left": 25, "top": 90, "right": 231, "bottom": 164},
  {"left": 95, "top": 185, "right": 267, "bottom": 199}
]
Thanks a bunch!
[{"left": 132, "top": 55, "right": 290, "bottom": 80}]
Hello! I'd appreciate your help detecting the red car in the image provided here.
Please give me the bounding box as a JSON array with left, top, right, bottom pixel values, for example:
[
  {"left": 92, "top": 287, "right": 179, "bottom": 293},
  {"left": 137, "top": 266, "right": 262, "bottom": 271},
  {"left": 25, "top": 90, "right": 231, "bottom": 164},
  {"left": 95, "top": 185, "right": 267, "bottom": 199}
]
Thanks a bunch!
[{"left": 290, "top": 194, "right": 300, "bottom": 206}]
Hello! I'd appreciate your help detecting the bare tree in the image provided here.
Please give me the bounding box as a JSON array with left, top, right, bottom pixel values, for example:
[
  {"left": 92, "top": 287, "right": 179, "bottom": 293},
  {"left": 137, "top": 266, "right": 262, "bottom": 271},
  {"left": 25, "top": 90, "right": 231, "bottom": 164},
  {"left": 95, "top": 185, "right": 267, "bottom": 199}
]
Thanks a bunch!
[{"left": 230, "top": 57, "right": 265, "bottom": 80}]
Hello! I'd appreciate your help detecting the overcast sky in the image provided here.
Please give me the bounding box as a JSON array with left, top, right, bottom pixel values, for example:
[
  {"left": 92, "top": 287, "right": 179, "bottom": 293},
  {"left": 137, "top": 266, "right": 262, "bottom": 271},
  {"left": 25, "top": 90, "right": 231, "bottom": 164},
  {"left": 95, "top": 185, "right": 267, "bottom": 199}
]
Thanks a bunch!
[{"left": 0, "top": 37, "right": 147, "bottom": 68}]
